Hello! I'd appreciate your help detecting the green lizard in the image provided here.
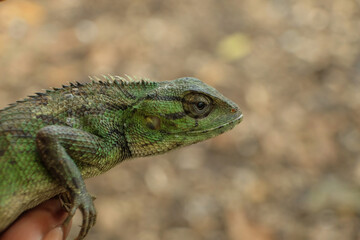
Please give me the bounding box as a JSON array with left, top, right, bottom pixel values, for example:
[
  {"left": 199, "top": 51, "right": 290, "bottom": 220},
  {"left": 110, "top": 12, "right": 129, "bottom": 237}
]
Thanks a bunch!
[{"left": 0, "top": 75, "right": 243, "bottom": 239}]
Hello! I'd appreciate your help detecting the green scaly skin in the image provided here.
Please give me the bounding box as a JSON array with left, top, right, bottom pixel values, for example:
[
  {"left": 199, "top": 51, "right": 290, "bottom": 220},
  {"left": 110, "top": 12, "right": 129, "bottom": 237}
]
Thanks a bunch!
[{"left": 0, "top": 76, "right": 243, "bottom": 239}]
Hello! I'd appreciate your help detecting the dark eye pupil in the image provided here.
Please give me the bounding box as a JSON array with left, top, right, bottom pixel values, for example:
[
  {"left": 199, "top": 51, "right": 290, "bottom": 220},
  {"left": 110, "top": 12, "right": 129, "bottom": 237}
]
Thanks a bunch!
[{"left": 197, "top": 101, "right": 206, "bottom": 110}]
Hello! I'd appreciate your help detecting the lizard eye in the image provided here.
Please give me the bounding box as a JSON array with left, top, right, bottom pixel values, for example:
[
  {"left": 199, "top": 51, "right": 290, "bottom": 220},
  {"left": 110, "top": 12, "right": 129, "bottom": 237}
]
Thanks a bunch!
[{"left": 183, "top": 93, "right": 213, "bottom": 118}]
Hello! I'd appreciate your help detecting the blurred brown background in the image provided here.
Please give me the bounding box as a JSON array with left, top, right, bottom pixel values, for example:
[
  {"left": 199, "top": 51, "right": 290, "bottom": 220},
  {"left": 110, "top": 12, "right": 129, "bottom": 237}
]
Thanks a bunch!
[{"left": 1, "top": 0, "right": 360, "bottom": 239}]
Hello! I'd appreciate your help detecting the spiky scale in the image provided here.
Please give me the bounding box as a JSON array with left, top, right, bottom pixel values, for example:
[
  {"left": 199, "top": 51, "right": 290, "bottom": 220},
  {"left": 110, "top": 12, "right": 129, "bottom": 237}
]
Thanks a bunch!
[
  {"left": 76, "top": 81, "right": 84, "bottom": 86},
  {"left": 36, "top": 92, "right": 46, "bottom": 96},
  {"left": 0, "top": 76, "right": 243, "bottom": 239}
]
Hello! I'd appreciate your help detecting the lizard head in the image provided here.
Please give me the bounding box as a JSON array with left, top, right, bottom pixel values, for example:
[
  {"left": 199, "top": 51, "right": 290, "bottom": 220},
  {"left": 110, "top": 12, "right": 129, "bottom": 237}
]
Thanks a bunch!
[{"left": 124, "top": 77, "right": 243, "bottom": 157}]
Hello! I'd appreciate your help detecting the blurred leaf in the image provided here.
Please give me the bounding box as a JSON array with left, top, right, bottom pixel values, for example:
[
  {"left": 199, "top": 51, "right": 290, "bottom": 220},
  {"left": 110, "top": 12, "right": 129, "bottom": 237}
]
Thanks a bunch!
[{"left": 217, "top": 33, "right": 252, "bottom": 61}]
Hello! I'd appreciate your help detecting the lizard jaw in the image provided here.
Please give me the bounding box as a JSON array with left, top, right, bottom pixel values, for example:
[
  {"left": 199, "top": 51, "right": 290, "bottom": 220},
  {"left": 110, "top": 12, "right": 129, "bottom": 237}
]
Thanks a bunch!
[{"left": 185, "top": 112, "right": 243, "bottom": 135}]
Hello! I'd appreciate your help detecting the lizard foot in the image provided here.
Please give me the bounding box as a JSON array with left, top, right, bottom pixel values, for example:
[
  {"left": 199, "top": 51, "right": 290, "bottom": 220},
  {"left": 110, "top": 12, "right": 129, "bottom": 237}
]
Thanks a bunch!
[
  {"left": 62, "top": 192, "right": 97, "bottom": 240},
  {"left": 59, "top": 192, "right": 72, "bottom": 212}
]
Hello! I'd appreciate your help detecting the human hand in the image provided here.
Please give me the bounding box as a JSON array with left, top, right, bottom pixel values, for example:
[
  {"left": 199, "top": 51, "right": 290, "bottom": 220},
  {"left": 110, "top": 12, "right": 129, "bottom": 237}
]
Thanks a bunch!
[{"left": 0, "top": 198, "right": 72, "bottom": 240}]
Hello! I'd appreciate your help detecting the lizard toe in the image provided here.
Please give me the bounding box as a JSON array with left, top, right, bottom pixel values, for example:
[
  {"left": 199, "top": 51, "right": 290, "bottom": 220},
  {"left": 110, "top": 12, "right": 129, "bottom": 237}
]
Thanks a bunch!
[{"left": 73, "top": 193, "right": 97, "bottom": 240}]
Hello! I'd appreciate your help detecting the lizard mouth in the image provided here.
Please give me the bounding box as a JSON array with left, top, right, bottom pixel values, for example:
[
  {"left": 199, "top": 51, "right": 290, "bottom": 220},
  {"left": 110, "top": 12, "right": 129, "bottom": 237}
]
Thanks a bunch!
[{"left": 185, "top": 112, "right": 243, "bottom": 135}]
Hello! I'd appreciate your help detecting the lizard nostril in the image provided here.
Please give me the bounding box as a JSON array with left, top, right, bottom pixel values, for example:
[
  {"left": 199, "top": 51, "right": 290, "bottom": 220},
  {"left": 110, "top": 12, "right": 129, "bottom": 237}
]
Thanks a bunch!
[{"left": 231, "top": 108, "right": 237, "bottom": 113}]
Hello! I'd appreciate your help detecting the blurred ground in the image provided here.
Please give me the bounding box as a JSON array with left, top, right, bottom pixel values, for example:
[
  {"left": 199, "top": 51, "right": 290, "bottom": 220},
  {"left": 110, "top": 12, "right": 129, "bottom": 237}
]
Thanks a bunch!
[{"left": 1, "top": 0, "right": 360, "bottom": 239}]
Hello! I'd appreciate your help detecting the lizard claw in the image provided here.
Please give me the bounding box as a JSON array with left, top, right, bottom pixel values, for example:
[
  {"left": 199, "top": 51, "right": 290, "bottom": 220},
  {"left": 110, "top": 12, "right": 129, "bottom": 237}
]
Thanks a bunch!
[
  {"left": 61, "top": 192, "right": 97, "bottom": 240},
  {"left": 76, "top": 201, "right": 97, "bottom": 240}
]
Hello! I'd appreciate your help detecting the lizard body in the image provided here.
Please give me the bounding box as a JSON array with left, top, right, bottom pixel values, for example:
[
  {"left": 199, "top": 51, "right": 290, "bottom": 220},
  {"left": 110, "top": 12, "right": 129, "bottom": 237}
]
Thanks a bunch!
[{"left": 0, "top": 76, "right": 243, "bottom": 239}]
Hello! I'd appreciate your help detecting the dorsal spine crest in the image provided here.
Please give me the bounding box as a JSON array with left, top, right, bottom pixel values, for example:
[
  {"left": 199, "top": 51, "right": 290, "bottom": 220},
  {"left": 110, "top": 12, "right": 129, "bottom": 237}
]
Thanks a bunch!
[{"left": 1, "top": 75, "right": 159, "bottom": 112}]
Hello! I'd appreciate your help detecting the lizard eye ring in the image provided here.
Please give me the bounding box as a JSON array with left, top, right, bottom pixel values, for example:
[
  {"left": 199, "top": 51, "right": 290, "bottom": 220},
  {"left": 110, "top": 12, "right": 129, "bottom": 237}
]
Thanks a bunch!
[{"left": 183, "top": 93, "right": 213, "bottom": 118}]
